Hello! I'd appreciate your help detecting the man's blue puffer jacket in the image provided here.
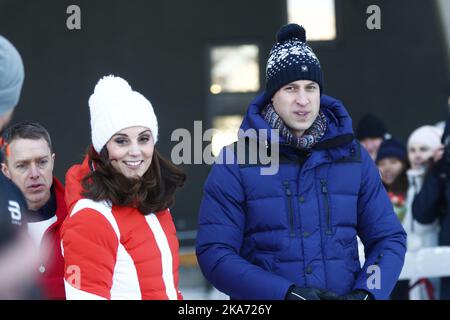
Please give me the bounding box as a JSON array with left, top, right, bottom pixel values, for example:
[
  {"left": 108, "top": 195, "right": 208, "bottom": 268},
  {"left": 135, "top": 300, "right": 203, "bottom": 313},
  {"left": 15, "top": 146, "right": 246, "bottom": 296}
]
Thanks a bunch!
[{"left": 196, "top": 93, "right": 406, "bottom": 300}]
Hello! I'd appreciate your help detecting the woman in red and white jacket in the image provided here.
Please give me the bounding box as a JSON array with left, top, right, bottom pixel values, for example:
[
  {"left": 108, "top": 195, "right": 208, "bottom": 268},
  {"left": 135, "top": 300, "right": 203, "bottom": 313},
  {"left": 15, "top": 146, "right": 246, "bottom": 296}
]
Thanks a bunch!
[{"left": 61, "top": 75, "right": 186, "bottom": 300}]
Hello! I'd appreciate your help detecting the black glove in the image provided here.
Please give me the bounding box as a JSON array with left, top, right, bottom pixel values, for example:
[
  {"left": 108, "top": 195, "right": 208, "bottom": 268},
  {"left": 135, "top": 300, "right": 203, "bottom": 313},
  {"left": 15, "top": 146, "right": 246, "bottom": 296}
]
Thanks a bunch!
[
  {"left": 339, "top": 289, "right": 373, "bottom": 300},
  {"left": 285, "top": 285, "right": 340, "bottom": 300}
]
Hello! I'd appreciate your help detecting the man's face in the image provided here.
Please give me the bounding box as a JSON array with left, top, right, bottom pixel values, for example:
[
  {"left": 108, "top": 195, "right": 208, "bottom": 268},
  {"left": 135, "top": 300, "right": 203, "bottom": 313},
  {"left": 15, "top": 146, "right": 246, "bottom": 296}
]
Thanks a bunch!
[
  {"left": 0, "top": 109, "right": 14, "bottom": 132},
  {"left": 271, "top": 80, "right": 321, "bottom": 137},
  {"left": 1, "top": 138, "right": 55, "bottom": 211},
  {"left": 361, "top": 137, "right": 383, "bottom": 161}
]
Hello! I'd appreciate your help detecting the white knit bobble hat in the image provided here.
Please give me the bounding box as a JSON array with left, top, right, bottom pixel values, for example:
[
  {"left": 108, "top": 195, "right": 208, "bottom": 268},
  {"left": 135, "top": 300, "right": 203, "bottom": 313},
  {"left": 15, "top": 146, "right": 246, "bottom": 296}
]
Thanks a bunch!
[
  {"left": 88, "top": 75, "right": 158, "bottom": 153},
  {"left": 407, "top": 125, "right": 443, "bottom": 151}
]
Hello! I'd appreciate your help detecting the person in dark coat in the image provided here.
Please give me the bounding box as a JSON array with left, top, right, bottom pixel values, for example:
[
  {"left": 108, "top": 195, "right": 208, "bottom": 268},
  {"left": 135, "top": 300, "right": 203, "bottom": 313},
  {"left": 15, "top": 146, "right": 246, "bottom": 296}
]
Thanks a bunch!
[
  {"left": 413, "top": 115, "right": 450, "bottom": 299},
  {"left": 0, "top": 35, "right": 26, "bottom": 237},
  {"left": 196, "top": 23, "right": 407, "bottom": 300},
  {"left": 0, "top": 35, "right": 39, "bottom": 298}
]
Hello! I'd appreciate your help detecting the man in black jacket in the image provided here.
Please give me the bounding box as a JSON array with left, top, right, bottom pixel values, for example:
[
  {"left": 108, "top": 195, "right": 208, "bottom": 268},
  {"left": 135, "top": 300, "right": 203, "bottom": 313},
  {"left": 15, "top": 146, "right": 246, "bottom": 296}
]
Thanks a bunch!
[
  {"left": 0, "top": 35, "right": 38, "bottom": 298},
  {"left": 0, "top": 35, "right": 26, "bottom": 239},
  {"left": 413, "top": 115, "right": 450, "bottom": 299}
]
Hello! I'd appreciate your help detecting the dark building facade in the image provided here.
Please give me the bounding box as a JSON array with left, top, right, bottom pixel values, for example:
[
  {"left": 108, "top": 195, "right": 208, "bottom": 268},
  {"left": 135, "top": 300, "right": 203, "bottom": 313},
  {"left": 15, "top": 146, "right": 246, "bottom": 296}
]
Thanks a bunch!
[{"left": 1, "top": 0, "right": 449, "bottom": 245}]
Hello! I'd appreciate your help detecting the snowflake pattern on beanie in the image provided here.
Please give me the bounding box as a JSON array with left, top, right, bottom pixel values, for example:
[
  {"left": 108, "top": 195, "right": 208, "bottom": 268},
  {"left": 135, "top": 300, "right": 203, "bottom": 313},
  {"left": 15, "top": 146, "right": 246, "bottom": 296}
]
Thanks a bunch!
[{"left": 265, "top": 24, "right": 323, "bottom": 99}]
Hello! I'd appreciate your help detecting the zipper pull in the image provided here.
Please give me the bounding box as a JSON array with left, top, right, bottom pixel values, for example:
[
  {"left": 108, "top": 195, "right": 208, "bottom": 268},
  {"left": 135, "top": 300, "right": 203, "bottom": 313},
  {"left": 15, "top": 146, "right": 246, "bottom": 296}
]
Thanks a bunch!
[
  {"left": 321, "top": 179, "right": 327, "bottom": 193},
  {"left": 283, "top": 181, "right": 292, "bottom": 196}
]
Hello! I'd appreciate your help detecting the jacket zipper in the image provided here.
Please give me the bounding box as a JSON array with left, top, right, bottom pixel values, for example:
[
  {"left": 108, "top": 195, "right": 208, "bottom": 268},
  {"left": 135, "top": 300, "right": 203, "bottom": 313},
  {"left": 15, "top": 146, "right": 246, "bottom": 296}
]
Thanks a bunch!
[
  {"left": 283, "top": 181, "right": 295, "bottom": 237},
  {"left": 320, "top": 179, "right": 332, "bottom": 235}
]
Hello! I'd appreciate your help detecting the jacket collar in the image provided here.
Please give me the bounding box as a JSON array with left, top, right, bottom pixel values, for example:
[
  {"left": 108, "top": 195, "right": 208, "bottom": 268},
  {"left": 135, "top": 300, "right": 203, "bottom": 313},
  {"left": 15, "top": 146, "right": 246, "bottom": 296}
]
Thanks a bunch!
[
  {"left": 239, "top": 92, "right": 356, "bottom": 162},
  {"left": 38, "top": 177, "right": 68, "bottom": 237}
]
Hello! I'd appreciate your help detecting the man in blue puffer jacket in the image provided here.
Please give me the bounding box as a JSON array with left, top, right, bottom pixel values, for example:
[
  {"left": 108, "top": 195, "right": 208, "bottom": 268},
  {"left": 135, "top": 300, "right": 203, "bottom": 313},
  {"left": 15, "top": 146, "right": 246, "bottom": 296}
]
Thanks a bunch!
[{"left": 196, "top": 23, "right": 406, "bottom": 300}]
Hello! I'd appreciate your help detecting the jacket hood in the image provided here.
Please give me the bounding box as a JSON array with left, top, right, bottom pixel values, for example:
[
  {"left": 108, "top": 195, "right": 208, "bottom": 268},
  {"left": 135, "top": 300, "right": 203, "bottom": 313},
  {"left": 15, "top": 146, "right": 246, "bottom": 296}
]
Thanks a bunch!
[
  {"left": 65, "top": 155, "right": 91, "bottom": 214},
  {"left": 239, "top": 92, "right": 354, "bottom": 147}
]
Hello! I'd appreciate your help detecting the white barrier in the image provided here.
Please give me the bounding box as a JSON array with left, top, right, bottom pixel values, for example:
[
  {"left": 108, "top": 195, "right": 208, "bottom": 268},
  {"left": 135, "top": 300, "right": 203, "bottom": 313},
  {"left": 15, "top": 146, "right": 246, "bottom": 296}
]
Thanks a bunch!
[
  {"left": 358, "top": 244, "right": 450, "bottom": 279},
  {"left": 399, "top": 247, "right": 450, "bottom": 280}
]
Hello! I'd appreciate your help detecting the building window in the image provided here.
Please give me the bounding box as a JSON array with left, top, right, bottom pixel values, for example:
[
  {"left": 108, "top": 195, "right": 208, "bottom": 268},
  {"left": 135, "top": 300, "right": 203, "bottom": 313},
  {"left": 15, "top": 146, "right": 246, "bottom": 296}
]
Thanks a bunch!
[
  {"left": 210, "top": 45, "right": 260, "bottom": 94},
  {"left": 287, "top": 0, "right": 336, "bottom": 41},
  {"left": 211, "top": 115, "right": 243, "bottom": 156}
]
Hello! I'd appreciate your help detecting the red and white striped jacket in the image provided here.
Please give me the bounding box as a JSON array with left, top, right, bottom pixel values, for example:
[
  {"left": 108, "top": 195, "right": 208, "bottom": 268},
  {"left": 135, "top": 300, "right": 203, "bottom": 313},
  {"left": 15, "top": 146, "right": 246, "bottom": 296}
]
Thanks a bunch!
[{"left": 61, "top": 156, "right": 182, "bottom": 300}]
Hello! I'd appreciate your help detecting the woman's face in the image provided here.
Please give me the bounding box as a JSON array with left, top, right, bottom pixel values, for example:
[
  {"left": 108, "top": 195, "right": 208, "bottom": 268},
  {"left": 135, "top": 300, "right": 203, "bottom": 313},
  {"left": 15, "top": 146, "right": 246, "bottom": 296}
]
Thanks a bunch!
[
  {"left": 408, "top": 143, "right": 434, "bottom": 170},
  {"left": 377, "top": 157, "right": 405, "bottom": 186},
  {"left": 106, "top": 126, "right": 154, "bottom": 178}
]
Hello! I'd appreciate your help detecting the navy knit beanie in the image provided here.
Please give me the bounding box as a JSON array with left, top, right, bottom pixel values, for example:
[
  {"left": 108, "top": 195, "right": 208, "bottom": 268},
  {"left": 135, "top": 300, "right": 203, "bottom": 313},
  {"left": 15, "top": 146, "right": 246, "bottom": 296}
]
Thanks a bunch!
[
  {"left": 356, "top": 113, "right": 389, "bottom": 141},
  {"left": 265, "top": 23, "right": 323, "bottom": 99},
  {"left": 376, "top": 138, "right": 407, "bottom": 163}
]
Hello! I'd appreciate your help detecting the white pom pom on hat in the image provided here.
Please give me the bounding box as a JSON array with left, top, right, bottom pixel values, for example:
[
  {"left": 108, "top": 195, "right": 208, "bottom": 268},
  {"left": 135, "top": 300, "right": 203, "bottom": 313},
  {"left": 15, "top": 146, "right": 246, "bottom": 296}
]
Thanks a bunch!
[{"left": 88, "top": 75, "right": 158, "bottom": 153}]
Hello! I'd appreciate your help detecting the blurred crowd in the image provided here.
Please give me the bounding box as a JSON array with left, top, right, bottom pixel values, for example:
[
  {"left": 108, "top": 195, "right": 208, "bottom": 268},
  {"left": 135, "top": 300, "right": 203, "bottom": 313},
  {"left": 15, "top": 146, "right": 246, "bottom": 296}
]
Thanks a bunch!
[{"left": 356, "top": 113, "right": 450, "bottom": 300}]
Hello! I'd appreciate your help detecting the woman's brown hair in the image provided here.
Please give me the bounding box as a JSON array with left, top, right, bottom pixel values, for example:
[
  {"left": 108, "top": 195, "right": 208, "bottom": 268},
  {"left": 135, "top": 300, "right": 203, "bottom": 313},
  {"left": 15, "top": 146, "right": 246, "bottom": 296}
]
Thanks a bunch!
[{"left": 81, "top": 146, "right": 186, "bottom": 215}]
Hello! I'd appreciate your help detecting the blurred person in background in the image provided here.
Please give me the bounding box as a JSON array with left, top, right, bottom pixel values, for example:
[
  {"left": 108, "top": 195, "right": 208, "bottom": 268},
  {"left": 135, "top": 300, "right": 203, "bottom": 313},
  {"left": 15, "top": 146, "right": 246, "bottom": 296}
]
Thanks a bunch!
[
  {"left": 413, "top": 115, "right": 450, "bottom": 299},
  {"left": 0, "top": 35, "right": 39, "bottom": 299},
  {"left": 376, "top": 138, "right": 410, "bottom": 224},
  {"left": 1, "top": 121, "right": 67, "bottom": 299},
  {"left": 356, "top": 113, "right": 391, "bottom": 161},
  {"left": 375, "top": 138, "right": 410, "bottom": 299},
  {"left": 405, "top": 125, "right": 443, "bottom": 300}
]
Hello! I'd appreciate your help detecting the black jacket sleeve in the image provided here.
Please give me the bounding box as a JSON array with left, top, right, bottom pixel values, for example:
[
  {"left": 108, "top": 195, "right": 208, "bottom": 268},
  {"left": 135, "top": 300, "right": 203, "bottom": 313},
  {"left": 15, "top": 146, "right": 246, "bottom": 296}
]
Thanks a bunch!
[
  {"left": 0, "top": 172, "right": 27, "bottom": 250},
  {"left": 412, "top": 160, "right": 446, "bottom": 224}
]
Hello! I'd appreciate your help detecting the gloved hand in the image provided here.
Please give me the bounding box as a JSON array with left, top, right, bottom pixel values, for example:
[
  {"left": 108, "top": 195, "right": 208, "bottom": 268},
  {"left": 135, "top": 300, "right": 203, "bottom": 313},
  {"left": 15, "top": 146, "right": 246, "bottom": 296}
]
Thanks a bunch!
[
  {"left": 339, "top": 289, "right": 373, "bottom": 300},
  {"left": 285, "top": 285, "right": 340, "bottom": 300}
]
